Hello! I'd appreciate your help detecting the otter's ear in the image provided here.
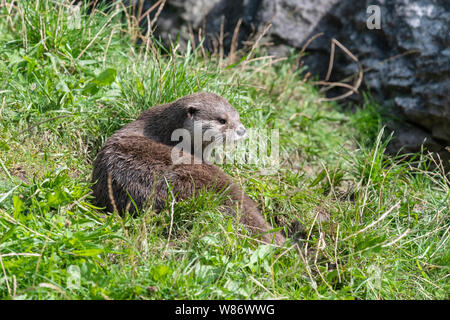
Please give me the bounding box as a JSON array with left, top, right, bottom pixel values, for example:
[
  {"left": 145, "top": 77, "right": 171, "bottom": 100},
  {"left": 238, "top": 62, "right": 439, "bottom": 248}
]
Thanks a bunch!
[{"left": 187, "top": 106, "right": 197, "bottom": 118}]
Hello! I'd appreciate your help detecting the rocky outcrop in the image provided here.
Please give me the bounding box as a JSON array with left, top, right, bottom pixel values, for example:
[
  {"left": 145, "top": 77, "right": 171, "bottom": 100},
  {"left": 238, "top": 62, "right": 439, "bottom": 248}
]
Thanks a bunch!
[
  {"left": 120, "top": 0, "right": 450, "bottom": 161},
  {"left": 292, "top": 0, "right": 450, "bottom": 160}
]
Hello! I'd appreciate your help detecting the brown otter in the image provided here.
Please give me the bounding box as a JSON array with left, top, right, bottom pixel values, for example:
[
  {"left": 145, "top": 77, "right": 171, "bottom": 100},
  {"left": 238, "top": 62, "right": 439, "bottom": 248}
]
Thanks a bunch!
[{"left": 91, "top": 92, "right": 285, "bottom": 245}]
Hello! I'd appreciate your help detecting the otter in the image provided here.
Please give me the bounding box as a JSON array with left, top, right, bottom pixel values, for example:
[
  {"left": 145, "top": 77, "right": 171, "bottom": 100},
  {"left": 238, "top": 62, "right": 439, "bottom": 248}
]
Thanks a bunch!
[{"left": 91, "top": 92, "right": 285, "bottom": 245}]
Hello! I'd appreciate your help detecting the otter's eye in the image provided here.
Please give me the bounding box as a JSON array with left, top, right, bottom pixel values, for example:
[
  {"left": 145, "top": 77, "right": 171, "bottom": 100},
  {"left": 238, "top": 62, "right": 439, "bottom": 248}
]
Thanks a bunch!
[{"left": 218, "top": 118, "right": 226, "bottom": 125}]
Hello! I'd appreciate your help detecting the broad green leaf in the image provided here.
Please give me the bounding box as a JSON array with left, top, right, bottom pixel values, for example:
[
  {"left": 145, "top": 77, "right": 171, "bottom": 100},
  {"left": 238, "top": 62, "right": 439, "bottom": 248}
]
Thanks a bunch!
[
  {"left": 309, "top": 169, "right": 326, "bottom": 187},
  {"left": 73, "top": 248, "right": 104, "bottom": 256},
  {"left": 94, "top": 68, "right": 117, "bottom": 86},
  {"left": 13, "top": 195, "right": 24, "bottom": 219},
  {"left": 0, "top": 140, "right": 10, "bottom": 151}
]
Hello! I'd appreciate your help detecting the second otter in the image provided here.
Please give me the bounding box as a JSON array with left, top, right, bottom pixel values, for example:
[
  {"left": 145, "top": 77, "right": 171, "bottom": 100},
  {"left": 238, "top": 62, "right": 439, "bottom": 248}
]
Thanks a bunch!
[{"left": 91, "top": 92, "right": 285, "bottom": 245}]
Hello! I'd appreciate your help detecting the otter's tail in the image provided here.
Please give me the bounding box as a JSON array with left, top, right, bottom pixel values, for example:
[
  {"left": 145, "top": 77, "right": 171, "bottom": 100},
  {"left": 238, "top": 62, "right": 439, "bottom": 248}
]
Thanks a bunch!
[{"left": 226, "top": 183, "right": 286, "bottom": 246}]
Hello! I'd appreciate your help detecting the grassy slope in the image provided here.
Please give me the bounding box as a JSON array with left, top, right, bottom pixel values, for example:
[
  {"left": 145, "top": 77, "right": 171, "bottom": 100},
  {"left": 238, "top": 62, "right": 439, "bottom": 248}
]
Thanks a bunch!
[{"left": 0, "top": 1, "right": 448, "bottom": 300}]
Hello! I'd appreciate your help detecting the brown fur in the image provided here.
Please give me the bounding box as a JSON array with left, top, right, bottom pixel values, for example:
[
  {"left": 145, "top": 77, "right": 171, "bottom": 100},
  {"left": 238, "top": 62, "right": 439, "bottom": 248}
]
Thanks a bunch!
[{"left": 91, "top": 92, "right": 285, "bottom": 245}]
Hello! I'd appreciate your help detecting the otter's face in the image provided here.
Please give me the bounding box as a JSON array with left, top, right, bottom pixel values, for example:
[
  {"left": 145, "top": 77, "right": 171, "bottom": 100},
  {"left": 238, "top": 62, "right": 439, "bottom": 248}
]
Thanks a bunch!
[{"left": 182, "top": 93, "right": 247, "bottom": 148}]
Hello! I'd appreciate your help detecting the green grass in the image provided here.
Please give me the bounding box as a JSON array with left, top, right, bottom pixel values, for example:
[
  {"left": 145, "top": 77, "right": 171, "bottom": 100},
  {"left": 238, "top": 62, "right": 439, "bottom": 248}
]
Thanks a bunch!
[{"left": 0, "top": 0, "right": 448, "bottom": 300}]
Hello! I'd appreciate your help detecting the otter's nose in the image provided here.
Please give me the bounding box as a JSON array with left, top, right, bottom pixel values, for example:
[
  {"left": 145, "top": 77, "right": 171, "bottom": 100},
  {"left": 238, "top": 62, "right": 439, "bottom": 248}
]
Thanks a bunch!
[{"left": 236, "top": 127, "right": 246, "bottom": 136}]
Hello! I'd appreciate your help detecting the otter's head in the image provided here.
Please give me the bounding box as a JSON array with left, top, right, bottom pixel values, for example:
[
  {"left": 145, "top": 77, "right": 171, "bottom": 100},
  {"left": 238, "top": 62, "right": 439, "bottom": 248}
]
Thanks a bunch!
[{"left": 179, "top": 92, "right": 247, "bottom": 148}]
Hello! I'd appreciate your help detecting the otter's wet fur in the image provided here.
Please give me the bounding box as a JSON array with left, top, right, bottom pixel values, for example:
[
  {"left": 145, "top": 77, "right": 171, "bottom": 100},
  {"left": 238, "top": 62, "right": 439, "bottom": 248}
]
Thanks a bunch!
[{"left": 91, "top": 92, "right": 285, "bottom": 245}]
